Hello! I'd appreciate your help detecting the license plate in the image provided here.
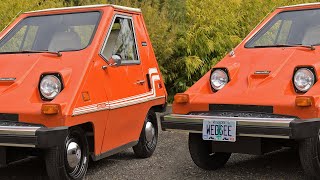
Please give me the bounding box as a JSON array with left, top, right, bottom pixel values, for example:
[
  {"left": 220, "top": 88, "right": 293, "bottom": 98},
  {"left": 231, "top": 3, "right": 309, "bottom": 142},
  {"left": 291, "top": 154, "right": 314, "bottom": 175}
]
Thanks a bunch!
[{"left": 202, "top": 119, "right": 236, "bottom": 142}]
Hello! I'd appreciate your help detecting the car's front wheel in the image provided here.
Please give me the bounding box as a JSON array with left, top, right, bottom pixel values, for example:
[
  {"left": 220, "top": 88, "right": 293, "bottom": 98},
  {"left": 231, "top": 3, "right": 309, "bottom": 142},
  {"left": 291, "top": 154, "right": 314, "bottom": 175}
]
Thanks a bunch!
[
  {"left": 45, "top": 127, "right": 89, "bottom": 180},
  {"left": 299, "top": 132, "right": 320, "bottom": 179},
  {"left": 133, "top": 109, "right": 158, "bottom": 158},
  {"left": 189, "top": 133, "right": 231, "bottom": 170}
]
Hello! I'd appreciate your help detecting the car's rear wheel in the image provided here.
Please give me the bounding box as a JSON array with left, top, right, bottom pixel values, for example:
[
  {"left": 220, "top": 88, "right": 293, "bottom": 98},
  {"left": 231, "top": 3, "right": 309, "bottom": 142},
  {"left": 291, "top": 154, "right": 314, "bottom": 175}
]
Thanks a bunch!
[
  {"left": 189, "top": 133, "right": 231, "bottom": 170},
  {"left": 45, "top": 127, "right": 89, "bottom": 180},
  {"left": 299, "top": 131, "right": 320, "bottom": 179},
  {"left": 133, "top": 109, "right": 158, "bottom": 158}
]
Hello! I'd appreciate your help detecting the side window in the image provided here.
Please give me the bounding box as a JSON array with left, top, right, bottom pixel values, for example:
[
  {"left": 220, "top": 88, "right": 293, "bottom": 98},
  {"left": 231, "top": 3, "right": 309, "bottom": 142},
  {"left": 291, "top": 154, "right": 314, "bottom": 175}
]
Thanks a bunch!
[{"left": 102, "top": 16, "right": 139, "bottom": 64}]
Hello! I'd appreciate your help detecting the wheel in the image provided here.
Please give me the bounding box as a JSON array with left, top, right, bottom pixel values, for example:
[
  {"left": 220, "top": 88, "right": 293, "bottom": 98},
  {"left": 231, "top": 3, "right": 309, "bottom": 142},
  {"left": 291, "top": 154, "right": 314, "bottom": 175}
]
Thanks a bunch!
[
  {"left": 299, "top": 132, "right": 320, "bottom": 179},
  {"left": 133, "top": 109, "right": 158, "bottom": 158},
  {"left": 188, "top": 133, "right": 231, "bottom": 170},
  {"left": 45, "top": 127, "right": 89, "bottom": 180}
]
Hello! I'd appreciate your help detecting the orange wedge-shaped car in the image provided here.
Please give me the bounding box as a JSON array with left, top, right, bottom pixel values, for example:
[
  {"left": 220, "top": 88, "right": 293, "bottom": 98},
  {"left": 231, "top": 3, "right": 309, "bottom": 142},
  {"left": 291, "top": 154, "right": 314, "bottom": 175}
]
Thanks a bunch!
[
  {"left": 0, "top": 4, "right": 167, "bottom": 180},
  {"left": 162, "top": 3, "right": 320, "bottom": 178}
]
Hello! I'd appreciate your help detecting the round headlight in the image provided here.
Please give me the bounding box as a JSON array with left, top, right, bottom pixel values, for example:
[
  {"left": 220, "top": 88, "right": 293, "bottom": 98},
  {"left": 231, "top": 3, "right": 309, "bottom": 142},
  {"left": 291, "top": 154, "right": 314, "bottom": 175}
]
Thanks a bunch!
[
  {"left": 40, "top": 75, "right": 62, "bottom": 100},
  {"left": 294, "top": 68, "right": 315, "bottom": 92},
  {"left": 210, "top": 69, "right": 229, "bottom": 91}
]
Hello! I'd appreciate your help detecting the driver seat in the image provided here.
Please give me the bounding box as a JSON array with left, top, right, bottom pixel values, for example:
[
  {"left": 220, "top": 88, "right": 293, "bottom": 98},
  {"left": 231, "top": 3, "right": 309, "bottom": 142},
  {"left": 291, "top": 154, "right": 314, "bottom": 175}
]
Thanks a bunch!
[{"left": 48, "top": 31, "right": 81, "bottom": 52}]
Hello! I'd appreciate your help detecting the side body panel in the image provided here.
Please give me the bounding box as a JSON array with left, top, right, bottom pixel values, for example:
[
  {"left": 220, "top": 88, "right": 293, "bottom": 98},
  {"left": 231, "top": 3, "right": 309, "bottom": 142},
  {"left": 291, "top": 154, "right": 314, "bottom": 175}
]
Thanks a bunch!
[{"left": 70, "top": 9, "right": 166, "bottom": 156}]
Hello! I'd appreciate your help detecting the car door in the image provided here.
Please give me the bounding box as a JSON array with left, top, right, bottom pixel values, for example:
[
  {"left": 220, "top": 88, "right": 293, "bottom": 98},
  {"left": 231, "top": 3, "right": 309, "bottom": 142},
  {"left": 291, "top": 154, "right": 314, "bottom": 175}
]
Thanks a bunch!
[{"left": 99, "top": 14, "right": 149, "bottom": 152}]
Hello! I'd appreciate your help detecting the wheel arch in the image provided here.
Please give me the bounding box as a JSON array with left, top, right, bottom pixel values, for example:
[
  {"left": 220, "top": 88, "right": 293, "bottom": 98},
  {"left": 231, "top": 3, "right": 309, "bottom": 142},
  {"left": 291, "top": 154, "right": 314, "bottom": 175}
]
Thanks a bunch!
[
  {"left": 151, "top": 103, "right": 167, "bottom": 113},
  {"left": 73, "top": 122, "right": 94, "bottom": 154}
]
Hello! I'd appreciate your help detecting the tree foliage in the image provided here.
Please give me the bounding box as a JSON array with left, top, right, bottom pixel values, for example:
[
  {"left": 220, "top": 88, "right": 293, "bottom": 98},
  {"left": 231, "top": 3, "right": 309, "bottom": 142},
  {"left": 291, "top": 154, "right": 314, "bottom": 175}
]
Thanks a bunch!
[{"left": 0, "top": 0, "right": 319, "bottom": 100}]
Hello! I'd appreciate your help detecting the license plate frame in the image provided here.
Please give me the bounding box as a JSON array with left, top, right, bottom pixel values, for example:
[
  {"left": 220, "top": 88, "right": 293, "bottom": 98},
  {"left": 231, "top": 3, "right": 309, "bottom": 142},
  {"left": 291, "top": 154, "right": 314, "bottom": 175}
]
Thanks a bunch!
[{"left": 202, "top": 119, "right": 236, "bottom": 142}]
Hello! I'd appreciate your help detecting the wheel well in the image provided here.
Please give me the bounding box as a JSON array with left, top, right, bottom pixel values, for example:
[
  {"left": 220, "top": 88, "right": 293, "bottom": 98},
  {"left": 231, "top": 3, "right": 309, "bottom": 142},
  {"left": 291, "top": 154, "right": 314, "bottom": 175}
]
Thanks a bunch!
[
  {"left": 74, "top": 122, "right": 94, "bottom": 154},
  {"left": 151, "top": 104, "right": 167, "bottom": 113}
]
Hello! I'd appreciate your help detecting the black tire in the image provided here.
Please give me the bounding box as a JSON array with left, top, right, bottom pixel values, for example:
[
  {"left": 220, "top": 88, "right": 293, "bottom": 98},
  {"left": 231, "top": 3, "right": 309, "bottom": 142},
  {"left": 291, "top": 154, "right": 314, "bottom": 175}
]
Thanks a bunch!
[
  {"left": 133, "top": 109, "right": 158, "bottom": 158},
  {"left": 189, "top": 133, "right": 231, "bottom": 170},
  {"left": 299, "top": 135, "right": 320, "bottom": 179},
  {"left": 45, "top": 127, "right": 89, "bottom": 180}
]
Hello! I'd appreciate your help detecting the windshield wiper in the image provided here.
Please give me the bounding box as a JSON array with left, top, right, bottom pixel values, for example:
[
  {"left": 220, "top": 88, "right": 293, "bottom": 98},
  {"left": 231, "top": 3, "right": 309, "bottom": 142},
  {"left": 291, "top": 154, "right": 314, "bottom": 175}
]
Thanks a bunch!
[
  {"left": 0, "top": 50, "right": 62, "bottom": 57},
  {"left": 254, "top": 44, "right": 315, "bottom": 50}
]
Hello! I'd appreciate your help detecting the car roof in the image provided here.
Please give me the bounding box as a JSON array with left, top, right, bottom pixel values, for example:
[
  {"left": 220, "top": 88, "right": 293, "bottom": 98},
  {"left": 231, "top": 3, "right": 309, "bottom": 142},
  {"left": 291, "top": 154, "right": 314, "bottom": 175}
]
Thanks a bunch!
[
  {"left": 278, "top": 2, "right": 320, "bottom": 9},
  {"left": 24, "top": 4, "right": 141, "bottom": 14}
]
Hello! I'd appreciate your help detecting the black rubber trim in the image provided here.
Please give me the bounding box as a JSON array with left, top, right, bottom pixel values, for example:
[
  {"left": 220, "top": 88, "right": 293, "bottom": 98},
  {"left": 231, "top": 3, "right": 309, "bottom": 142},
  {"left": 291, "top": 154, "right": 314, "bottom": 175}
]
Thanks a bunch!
[
  {"left": 0, "top": 147, "right": 6, "bottom": 166},
  {"left": 209, "top": 104, "right": 273, "bottom": 113},
  {"left": 35, "top": 127, "right": 68, "bottom": 148},
  {"left": 290, "top": 119, "right": 320, "bottom": 139}
]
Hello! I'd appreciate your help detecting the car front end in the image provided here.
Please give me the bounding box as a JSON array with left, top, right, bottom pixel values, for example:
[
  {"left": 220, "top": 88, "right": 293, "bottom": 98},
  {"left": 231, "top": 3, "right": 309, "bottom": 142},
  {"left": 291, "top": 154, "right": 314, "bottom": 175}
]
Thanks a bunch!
[{"left": 161, "top": 3, "right": 320, "bottom": 178}]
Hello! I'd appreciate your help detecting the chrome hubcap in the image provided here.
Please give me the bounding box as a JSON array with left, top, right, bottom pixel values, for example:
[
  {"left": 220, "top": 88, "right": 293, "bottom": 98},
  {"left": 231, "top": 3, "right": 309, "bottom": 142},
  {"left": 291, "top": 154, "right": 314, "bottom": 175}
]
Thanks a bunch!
[
  {"left": 145, "top": 121, "right": 155, "bottom": 142},
  {"left": 66, "top": 141, "right": 82, "bottom": 169}
]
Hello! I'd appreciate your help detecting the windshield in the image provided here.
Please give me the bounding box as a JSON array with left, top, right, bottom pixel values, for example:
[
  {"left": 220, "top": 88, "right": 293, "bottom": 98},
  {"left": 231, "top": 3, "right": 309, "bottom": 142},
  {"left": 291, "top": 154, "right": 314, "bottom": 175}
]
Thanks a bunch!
[
  {"left": 246, "top": 9, "right": 320, "bottom": 48},
  {"left": 0, "top": 12, "right": 100, "bottom": 53}
]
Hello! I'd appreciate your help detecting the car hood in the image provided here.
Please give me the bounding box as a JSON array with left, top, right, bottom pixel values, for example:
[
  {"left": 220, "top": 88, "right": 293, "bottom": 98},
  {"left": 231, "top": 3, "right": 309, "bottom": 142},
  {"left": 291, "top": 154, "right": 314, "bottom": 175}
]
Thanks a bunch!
[
  {"left": 0, "top": 52, "right": 88, "bottom": 114},
  {"left": 0, "top": 54, "right": 42, "bottom": 92},
  {"left": 188, "top": 47, "right": 320, "bottom": 106}
]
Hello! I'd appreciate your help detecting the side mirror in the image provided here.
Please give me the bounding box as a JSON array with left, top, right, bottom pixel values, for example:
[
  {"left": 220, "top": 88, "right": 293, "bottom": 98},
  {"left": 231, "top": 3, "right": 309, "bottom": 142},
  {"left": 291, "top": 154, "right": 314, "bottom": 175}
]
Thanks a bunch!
[{"left": 108, "top": 54, "right": 122, "bottom": 67}]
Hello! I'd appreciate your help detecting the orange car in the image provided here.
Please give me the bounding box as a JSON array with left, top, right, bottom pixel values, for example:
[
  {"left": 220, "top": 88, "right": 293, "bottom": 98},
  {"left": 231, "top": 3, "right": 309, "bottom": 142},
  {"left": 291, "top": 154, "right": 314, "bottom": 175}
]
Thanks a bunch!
[
  {"left": 0, "top": 4, "right": 167, "bottom": 180},
  {"left": 162, "top": 2, "right": 320, "bottom": 178}
]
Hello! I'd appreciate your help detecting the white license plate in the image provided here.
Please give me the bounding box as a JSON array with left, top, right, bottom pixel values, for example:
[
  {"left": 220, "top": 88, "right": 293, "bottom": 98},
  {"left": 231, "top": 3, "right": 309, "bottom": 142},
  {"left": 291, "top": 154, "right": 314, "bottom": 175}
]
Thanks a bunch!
[{"left": 202, "top": 119, "right": 236, "bottom": 142}]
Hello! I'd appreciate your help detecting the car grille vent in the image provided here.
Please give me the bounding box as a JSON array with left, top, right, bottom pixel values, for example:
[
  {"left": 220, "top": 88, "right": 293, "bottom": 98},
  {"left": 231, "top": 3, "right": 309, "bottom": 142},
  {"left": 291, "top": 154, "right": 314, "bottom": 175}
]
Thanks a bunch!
[
  {"left": 0, "top": 113, "right": 18, "bottom": 122},
  {"left": 189, "top": 111, "right": 295, "bottom": 119},
  {"left": 209, "top": 104, "right": 273, "bottom": 113}
]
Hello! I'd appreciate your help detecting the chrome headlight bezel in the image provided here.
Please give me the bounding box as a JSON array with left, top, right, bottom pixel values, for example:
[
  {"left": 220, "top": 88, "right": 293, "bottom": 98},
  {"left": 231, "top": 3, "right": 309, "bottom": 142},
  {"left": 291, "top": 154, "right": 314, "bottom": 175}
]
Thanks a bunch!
[
  {"left": 210, "top": 68, "right": 230, "bottom": 92},
  {"left": 293, "top": 67, "right": 316, "bottom": 93},
  {"left": 39, "top": 74, "right": 63, "bottom": 101}
]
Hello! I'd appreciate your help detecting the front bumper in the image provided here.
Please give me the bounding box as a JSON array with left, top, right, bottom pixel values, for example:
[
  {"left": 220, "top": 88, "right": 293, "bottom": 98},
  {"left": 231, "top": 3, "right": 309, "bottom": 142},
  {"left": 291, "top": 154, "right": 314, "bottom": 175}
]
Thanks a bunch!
[
  {"left": 0, "top": 121, "right": 68, "bottom": 148},
  {"left": 161, "top": 113, "right": 320, "bottom": 140}
]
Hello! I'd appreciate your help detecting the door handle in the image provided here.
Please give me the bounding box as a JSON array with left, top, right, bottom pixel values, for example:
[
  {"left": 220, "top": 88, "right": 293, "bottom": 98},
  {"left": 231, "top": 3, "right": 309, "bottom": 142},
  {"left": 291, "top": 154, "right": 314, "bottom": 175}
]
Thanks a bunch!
[{"left": 135, "top": 80, "right": 145, "bottom": 85}]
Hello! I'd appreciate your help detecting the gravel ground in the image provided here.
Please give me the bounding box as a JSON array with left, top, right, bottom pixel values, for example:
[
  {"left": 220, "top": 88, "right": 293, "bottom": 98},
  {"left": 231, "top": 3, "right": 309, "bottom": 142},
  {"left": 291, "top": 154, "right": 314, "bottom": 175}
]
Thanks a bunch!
[{"left": 0, "top": 111, "right": 307, "bottom": 180}]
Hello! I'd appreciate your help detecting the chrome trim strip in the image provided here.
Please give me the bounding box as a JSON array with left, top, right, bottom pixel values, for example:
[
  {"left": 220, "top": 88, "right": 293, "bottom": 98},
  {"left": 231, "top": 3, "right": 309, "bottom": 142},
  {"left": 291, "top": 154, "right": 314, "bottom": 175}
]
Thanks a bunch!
[
  {"left": 0, "top": 143, "right": 35, "bottom": 148},
  {"left": 278, "top": 2, "right": 320, "bottom": 9},
  {"left": 0, "top": 126, "right": 41, "bottom": 136},
  {"left": 239, "top": 134, "right": 290, "bottom": 139},
  {"left": 164, "top": 114, "right": 294, "bottom": 127},
  {"left": 25, "top": 4, "right": 141, "bottom": 14},
  {"left": 165, "top": 129, "right": 202, "bottom": 134},
  {"left": 73, "top": 96, "right": 165, "bottom": 116},
  {"left": 0, "top": 78, "right": 16, "bottom": 81},
  {"left": 100, "top": 14, "right": 141, "bottom": 65}
]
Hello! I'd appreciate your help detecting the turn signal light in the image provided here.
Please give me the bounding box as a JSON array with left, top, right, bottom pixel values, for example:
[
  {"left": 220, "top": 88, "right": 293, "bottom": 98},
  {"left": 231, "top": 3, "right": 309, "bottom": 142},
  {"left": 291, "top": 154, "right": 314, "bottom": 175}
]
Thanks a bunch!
[
  {"left": 41, "top": 104, "right": 60, "bottom": 115},
  {"left": 295, "top": 96, "right": 312, "bottom": 107},
  {"left": 174, "top": 93, "right": 189, "bottom": 104}
]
